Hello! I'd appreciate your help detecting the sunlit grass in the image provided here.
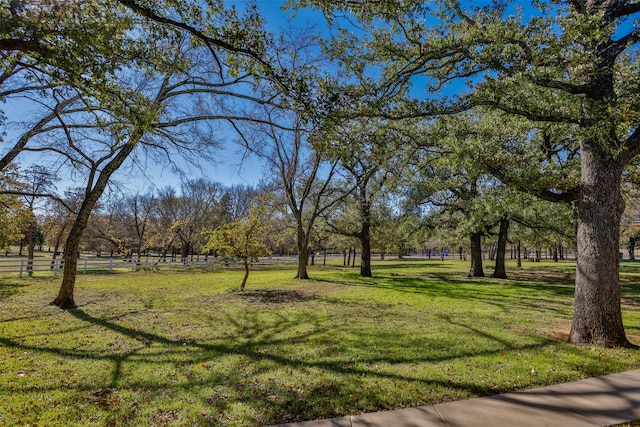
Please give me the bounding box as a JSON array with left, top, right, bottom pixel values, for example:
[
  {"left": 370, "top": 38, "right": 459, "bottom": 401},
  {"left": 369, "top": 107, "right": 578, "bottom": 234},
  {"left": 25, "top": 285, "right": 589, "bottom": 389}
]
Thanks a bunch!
[{"left": 1, "top": 259, "right": 640, "bottom": 426}]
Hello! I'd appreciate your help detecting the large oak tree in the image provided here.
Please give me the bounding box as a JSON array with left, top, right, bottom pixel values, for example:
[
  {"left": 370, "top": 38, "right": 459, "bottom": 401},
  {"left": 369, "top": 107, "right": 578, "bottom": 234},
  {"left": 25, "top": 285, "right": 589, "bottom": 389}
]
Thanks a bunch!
[{"left": 302, "top": 0, "right": 640, "bottom": 347}]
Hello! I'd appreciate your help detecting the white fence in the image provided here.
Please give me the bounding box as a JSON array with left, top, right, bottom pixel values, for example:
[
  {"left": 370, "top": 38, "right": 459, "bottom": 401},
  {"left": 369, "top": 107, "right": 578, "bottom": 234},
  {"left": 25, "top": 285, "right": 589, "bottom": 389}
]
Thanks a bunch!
[{"left": 0, "top": 255, "right": 300, "bottom": 277}]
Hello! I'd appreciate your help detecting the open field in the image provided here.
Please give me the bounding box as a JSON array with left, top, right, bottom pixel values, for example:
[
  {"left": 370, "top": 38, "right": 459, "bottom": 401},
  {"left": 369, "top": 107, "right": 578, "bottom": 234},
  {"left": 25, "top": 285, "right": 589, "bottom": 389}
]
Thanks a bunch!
[{"left": 2, "top": 259, "right": 640, "bottom": 426}]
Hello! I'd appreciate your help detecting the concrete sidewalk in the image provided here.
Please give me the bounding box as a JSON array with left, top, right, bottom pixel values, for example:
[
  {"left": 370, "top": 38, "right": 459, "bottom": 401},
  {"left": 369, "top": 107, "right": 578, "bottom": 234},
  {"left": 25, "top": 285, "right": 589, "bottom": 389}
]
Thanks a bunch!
[{"left": 268, "top": 369, "right": 640, "bottom": 427}]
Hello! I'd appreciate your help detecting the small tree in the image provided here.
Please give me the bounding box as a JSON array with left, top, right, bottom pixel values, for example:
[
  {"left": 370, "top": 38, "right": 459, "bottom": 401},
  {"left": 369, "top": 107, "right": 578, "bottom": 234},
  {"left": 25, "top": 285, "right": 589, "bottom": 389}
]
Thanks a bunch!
[{"left": 204, "top": 204, "right": 271, "bottom": 290}]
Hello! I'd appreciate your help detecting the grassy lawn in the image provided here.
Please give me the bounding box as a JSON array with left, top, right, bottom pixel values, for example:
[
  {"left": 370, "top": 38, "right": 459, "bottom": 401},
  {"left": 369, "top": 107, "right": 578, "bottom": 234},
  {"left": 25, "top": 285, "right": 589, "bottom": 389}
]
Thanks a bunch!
[{"left": 2, "top": 259, "right": 640, "bottom": 426}]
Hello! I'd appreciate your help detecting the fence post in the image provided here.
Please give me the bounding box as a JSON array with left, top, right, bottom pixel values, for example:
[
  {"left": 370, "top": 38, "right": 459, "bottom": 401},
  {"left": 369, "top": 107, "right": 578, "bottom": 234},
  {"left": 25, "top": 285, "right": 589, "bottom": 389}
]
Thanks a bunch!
[
  {"left": 83, "top": 258, "right": 88, "bottom": 275},
  {"left": 19, "top": 259, "right": 24, "bottom": 278}
]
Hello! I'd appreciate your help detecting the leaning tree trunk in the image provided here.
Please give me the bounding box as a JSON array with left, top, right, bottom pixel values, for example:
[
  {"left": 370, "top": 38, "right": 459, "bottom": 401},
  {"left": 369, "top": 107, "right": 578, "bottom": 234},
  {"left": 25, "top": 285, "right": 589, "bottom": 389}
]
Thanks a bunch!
[
  {"left": 52, "top": 128, "right": 144, "bottom": 309},
  {"left": 240, "top": 257, "right": 250, "bottom": 290},
  {"left": 492, "top": 216, "right": 509, "bottom": 279},
  {"left": 468, "top": 232, "right": 484, "bottom": 277},
  {"left": 569, "top": 142, "right": 630, "bottom": 347},
  {"left": 51, "top": 215, "right": 88, "bottom": 309}
]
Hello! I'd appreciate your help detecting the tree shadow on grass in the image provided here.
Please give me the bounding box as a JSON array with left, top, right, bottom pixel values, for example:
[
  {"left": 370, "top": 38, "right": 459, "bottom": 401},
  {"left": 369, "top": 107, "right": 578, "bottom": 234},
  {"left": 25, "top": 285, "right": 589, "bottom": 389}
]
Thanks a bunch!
[
  {"left": 313, "top": 271, "right": 576, "bottom": 319},
  {"left": 0, "top": 303, "right": 591, "bottom": 425},
  {"left": 0, "top": 280, "right": 28, "bottom": 301}
]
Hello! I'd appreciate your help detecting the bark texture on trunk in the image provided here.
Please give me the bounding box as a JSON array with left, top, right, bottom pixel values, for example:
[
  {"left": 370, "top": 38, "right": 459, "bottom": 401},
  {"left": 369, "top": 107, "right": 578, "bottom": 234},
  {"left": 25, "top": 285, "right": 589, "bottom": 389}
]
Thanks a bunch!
[
  {"left": 569, "top": 143, "right": 630, "bottom": 347},
  {"left": 295, "top": 227, "right": 309, "bottom": 279},
  {"left": 359, "top": 193, "right": 372, "bottom": 277},
  {"left": 360, "top": 231, "right": 372, "bottom": 277},
  {"left": 492, "top": 217, "right": 509, "bottom": 279},
  {"left": 468, "top": 232, "right": 484, "bottom": 277},
  {"left": 52, "top": 217, "right": 85, "bottom": 309}
]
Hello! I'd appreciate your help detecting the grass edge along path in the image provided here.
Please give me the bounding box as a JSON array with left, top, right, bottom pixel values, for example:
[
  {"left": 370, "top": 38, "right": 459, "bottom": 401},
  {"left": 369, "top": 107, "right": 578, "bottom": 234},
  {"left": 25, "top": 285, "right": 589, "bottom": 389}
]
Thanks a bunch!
[{"left": 1, "top": 259, "right": 640, "bottom": 426}]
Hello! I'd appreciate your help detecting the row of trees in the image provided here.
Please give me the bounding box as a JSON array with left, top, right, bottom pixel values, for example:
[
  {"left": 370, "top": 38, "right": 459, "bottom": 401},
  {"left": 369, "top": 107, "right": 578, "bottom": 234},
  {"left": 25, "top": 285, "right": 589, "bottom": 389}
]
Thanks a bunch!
[
  {"left": 2, "top": 0, "right": 640, "bottom": 347},
  {"left": 5, "top": 166, "right": 575, "bottom": 278}
]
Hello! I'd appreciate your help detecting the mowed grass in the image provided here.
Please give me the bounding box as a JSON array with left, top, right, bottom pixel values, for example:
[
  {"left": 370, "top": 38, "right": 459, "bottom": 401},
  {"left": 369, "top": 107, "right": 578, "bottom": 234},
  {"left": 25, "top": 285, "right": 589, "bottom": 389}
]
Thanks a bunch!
[{"left": 2, "top": 259, "right": 640, "bottom": 426}]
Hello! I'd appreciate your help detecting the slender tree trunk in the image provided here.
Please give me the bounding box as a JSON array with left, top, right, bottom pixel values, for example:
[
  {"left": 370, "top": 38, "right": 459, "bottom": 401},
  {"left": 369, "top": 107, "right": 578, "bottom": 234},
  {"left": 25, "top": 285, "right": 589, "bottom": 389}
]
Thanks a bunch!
[
  {"left": 347, "top": 248, "right": 351, "bottom": 266},
  {"left": 628, "top": 237, "right": 636, "bottom": 261},
  {"left": 517, "top": 240, "right": 522, "bottom": 268},
  {"left": 27, "top": 221, "right": 35, "bottom": 274},
  {"left": 569, "top": 142, "right": 630, "bottom": 347},
  {"left": 50, "top": 223, "right": 67, "bottom": 270},
  {"left": 468, "top": 232, "right": 484, "bottom": 277},
  {"left": 240, "top": 257, "right": 249, "bottom": 290},
  {"left": 492, "top": 217, "right": 509, "bottom": 279}
]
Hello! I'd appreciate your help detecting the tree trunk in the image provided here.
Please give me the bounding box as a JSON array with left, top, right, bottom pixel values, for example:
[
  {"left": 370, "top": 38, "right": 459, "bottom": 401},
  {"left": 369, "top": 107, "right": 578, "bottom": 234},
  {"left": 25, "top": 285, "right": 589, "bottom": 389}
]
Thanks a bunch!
[
  {"left": 468, "top": 232, "right": 484, "bottom": 277},
  {"left": 27, "top": 221, "right": 35, "bottom": 274},
  {"left": 628, "top": 237, "right": 636, "bottom": 261},
  {"left": 50, "top": 223, "right": 67, "bottom": 270},
  {"left": 240, "top": 257, "right": 249, "bottom": 290},
  {"left": 52, "top": 127, "right": 145, "bottom": 309},
  {"left": 295, "top": 226, "right": 309, "bottom": 279},
  {"left": 359, "top": 195, "right": 372, "bottom": 277},
  {"left": 517, "top": 240, "right": 522, "bottom": 268},
  {"left": 569, "top": 143, "right": 630, "bottom": 347},
  {"left": 360, "top": 233, "right": 372, "bottom": 277},
  {"left": 52, "top": 216, "right": 87, "bottom": 309},
  {"left": 492, "top": 216, "right": 509, "bottom": 279}
]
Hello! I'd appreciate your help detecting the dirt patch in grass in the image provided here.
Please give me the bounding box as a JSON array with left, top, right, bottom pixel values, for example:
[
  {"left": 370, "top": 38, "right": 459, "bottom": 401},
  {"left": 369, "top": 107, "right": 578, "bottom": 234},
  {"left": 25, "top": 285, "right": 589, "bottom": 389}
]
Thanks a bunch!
[
  {"left": 543, "top": 325, "right": 640, "bottom": 347},
  {"left": 232, "top": 289, "right": 314, "bottom": 305},
  {"left": 544, "top": 327, "right": 570, "bottom": 342}
]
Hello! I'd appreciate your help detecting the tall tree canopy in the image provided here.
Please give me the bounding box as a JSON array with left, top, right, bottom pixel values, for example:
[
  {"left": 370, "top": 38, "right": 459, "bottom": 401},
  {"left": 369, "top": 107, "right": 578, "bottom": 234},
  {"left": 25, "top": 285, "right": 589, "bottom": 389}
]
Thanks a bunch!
[{"left": 300, "top": 0, "right": 640, "bottom": 347}]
